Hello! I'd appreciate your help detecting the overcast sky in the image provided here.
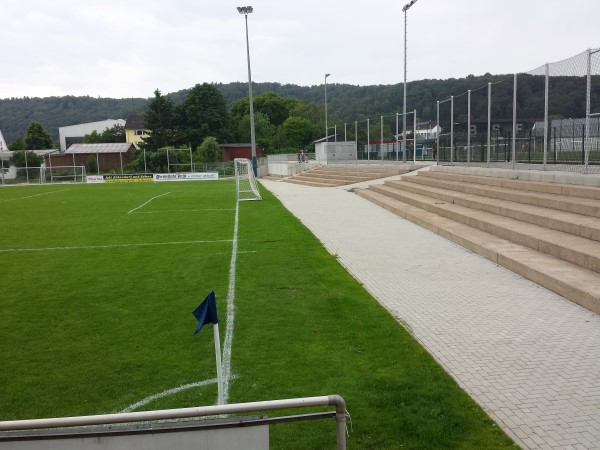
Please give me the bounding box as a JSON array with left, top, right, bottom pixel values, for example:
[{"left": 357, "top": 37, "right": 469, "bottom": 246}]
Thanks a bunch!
[{"left": 0, "top": 0, "right": 598, "bottom": 99}]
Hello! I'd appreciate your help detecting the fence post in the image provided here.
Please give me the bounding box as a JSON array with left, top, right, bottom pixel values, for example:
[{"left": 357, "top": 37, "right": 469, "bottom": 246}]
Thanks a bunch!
[
  {"left": 367, "top": 118, "right": 370, "bottom": 161},
  {"left": 487, "top": 82, "right": 491, "bottom": 166},
  {"left": 396, "top": 113, "right": 399, "bottom": 161},
  {"left": 413, "top": 109, "right": 417, "bottom": 163},
  {"left": 543, "top": 62, "right": 549, "bottom": 170},
  {"left": 450, "top": 96, "right": 454, "bottom": 164},
  {"left": 381, "top": 115, "right": 384, "bottom": 161},
  {"left": 584, "top": 48, "right": 593, "bottom": 173},
  {"left": 355, "top": 121, "right": 358, "bottom": 160},
  {"left": 467, "top": 89, "right": 471, "bottom": 165},
  {"left": 436, "top": 100, "right": 440, "bottom": 164},
  {"left": 512, "top": 73, "right": 517, "bottom": 169}
]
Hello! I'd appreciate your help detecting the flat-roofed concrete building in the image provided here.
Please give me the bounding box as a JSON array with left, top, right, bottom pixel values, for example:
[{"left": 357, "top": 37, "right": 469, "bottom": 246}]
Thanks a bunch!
[{"left": 59, "top": 119, "right": 125, "bottom": 151}]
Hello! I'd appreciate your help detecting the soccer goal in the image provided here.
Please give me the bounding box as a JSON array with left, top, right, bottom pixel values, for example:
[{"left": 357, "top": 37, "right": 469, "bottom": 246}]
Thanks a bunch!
[
  {"left": 234, "top": 158, "right": 261, "bottom": 201},
  {"left": 44, "top": 166, "right": 86, "bottom": 184}
]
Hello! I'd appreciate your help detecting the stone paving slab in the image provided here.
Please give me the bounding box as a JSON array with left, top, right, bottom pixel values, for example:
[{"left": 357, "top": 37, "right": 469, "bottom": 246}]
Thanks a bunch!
[{"left": 260, "top": 178, "right": 600, "bottom": 450}]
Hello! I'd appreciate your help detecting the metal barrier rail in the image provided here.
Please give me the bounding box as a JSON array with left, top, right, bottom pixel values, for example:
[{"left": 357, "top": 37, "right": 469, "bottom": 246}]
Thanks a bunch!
[{"left": 0, "top": 395, "right": 347, "bottom": 450}]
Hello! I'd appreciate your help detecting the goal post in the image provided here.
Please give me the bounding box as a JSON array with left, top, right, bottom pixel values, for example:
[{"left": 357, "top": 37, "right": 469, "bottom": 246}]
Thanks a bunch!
[
  {"left": 44, "top": 165, "right": 86, "bottom": 184},
  {"left": 235, "top": 158, "right": 262, "bottom": 201}
]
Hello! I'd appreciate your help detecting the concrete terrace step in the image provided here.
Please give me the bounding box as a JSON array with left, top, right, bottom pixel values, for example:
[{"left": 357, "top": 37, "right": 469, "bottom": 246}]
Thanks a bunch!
[
  {"left": 406, "top": 172, "right": 600, "bottom": 218},
  {"left": 425, "top": 168, "right": 600, "bottom": 200},
  {"left": 282, "top": 165, "right": 418, "bottom": 187},
  {"left": 384, "top": 179, "right": 600, "bottom": 242},
  {"left": 285, "top": 177, "right": 343, "bottom": 187},
  {"left": 368, "top": 183, "right": 600, "bottom": 274},
  {"left": 355, "top": 188, "right": 600, "bottom": 314}
]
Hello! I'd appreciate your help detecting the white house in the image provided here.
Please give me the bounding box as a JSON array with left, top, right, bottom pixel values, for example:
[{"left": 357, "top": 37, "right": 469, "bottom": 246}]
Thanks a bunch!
[
  {"left": 59, "top": 119, "right": 125, "bottom": 151},
  {"left": 0, "top": 129, "right": 7, "bottom": 152}
]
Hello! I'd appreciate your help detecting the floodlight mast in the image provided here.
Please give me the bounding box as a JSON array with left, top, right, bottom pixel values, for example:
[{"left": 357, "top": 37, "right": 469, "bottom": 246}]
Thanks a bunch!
[
  {"left": 402, "top": 0, "right": 419, "bottom": 162},
  {"left": 238, "top": 5, "right": 257, "bottom": 176},
  {"left": 325, "top": 73, "right": 330, "bottom": 141}
]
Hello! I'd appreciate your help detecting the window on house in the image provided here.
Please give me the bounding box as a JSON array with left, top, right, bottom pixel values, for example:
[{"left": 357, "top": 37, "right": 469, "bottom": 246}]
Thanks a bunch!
[{"left": 135, "top": 130, "right": 145, "bottom": 136}]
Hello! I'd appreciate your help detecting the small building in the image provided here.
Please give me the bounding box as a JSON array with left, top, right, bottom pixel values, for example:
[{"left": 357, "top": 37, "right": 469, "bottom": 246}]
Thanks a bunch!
[
  {"left": 59, "top": 119, "right": 125, "bottom": 151},
  {"left": 45, "top": 143, "right": 136, "bottom": 173},
  {"left": 125, "top": 114, "right": 149, "bottom": 148},
  {"left": 0, "top": 129, "right": 7, "bottom": 152},
  {"left": 220, "top": 143, "right": 263, "bottom": 161},
  {"left": 315, "top": 141, "right": 357, "bottom": 163}
]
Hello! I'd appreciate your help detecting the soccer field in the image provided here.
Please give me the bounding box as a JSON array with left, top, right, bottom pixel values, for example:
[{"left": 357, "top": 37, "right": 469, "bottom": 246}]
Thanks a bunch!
[
  {"left": 0, "top": 181, "right": 237, "bottom": 418},
  {"left": 0, "top": 180, "right": 516, "bottom": 449}
]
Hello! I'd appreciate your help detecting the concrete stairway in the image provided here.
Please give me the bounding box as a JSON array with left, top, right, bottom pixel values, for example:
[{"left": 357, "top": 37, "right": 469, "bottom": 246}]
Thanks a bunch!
[
  {"left": 283, "top": 165, "right": 418, "bottom": 187},
  {"left": 356, "top": 167, "right": 600, "bottom": 314}
]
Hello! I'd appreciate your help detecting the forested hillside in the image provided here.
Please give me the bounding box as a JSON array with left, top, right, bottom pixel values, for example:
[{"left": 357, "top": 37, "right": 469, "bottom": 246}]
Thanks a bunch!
[{"left": 1, "top": 73, "right": 597, "bottom": 145}]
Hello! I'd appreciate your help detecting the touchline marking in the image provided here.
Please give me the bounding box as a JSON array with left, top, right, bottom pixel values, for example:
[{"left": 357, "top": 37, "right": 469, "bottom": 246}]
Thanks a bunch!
[
  {"left": 121, "top": 379, "right": 218, "bottom": 413},
  {"left": 0, "top": 240, "right": 232, "bottom": 253},
  {"left": 0, "top": 189, "right": 68, "bottom": 203},
  {"left": 222, "top": 199, "right": 239, "bottom": 405},
  {"left": 127, "top": 192, "right": 171, "bottom": 214},
  {"left": 132, "top": 208, "right": 235, "bottom": 214},
  {"left": 118, "top": 198, "right": 241, "bottom": 410}
]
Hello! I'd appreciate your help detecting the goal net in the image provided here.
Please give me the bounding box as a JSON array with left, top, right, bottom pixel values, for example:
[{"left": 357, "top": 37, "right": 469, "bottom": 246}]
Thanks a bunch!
[
  {"left": 44, "top": 166, "right": 86, "bottom": 183},
  {"left": 234, "top": 158, "right": 261, "bottom": 201}
]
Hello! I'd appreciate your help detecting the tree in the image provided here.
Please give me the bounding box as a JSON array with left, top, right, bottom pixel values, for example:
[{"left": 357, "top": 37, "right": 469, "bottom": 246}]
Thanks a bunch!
[
  {"left": 178, "top": 83, "right": 228, "bottom": 150},
  {"left": 236, "top": 112, "right": 276, "bottom": 152},
  {"left": 281, "top": 117, "right": 314, "bottom": 150},
  {"left": 142, "top": 89, "right": 178, "bottom": 150},
  {"left": 83, "top": 125, "right": 125, "bottom": 144},
  {"left": 10, "top": 150, "right": 43, "bottom": 167},
  {"left": 24, "top": 121, "right": 52, "bottom": 150},
  {"left": 230, "top": 92, "right": 301, "bottom": 128},
  {"left": 197, "top": 136, "right": 221, "bottom": 163},
  {"left": 83, "top": 130, "right": 103, "bottom": 144},
  {"left": 8, "top": 138, "right": 26, "bottom": 151}
]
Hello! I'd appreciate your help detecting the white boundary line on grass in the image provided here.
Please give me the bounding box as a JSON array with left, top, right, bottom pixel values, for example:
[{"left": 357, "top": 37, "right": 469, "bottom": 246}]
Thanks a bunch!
[
  {"left": 127, "top": 192, "right": 171, "bottom": 215},
  {"left": 221, "top": 199, "right": 240, "bottom": 405},
  {"left": 0, "top": 240, "right": 232, "bottom": 253},
  {"left": 120, "top": 379, "right": 218, "bottom": 413},
  {"left": 132, "top": 208, "right": 235, "bottom": 214},
  {"left": 0, "top": 189, "right": 68, "bottom": 203},
  {"left": 120, "top": 198, "right": 241, "bottom": 412}
]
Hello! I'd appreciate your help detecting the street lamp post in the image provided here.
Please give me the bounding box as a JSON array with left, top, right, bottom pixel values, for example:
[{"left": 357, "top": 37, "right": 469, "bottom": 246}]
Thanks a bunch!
[
  {"left": 402, "top": 0, "right": 419, "bottom": 163},
  {"left": 325, "top": 73, "right": 330, "bottom": 141},
  {"left": 237, "top": 6, "right": 257, "bottom": 175}
]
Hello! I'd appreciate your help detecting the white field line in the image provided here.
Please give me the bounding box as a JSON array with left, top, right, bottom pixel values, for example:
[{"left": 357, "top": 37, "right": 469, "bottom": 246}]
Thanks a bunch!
[
  {"left": 222, "top": 200, "right": 239, "bottom": 405},
  {"left": 127, "top": 192, "right": 171, "bottom": 215},
  {"left": 121, "top": 379, "right": 218, "bottom": 413},
  {"left": 119, "top": 200, "right": 241, "bottom": 411},
  {"left": 0, "top": 189, "right": 68, "bottom": 203},
  {"left": 132, "top": 208, "right": 235, "bottom": 214},
  {"left": 0, "top": 240, "right": 232, "bottom": 254}
]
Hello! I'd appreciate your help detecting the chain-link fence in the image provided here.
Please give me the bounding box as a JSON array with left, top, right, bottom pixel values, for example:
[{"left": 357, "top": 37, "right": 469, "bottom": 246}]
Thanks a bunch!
[{"left": 434, "top": 48, "right": 600, "bottom": 173}]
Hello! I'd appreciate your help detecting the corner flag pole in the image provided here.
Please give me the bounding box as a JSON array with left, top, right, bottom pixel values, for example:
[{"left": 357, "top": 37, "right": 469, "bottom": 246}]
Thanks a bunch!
[
  {"left": 193, "top": 291, "right": 224, "bottom": 405},
  {"left": 212, "top": 320, "right": 224, "bottom": 405}
]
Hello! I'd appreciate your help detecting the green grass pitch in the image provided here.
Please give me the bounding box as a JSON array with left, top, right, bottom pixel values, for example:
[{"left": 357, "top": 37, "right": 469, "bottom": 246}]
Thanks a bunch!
[{"left": 0, "top": 181, "right": 517, "bottom": 449}]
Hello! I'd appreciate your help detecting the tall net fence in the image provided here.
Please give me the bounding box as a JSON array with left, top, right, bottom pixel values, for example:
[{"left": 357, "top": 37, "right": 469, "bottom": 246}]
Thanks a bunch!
[
  {"left": 435, "top": 47, "right": 600, "bottom": 173},
  {"left": 326, "top": 47, "right": 600, "bottom": 174}
]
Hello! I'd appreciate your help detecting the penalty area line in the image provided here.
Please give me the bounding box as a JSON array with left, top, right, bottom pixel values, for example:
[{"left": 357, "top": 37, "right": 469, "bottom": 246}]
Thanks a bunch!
[
  {"left": 0, "top": 239, "right": 232, "bottom": 253},
  {"left": 127, "top": 192, "right": 171, "bottom": 214},
  {"left": 0, "top": 189, "right": 68, "bottom": 203}
]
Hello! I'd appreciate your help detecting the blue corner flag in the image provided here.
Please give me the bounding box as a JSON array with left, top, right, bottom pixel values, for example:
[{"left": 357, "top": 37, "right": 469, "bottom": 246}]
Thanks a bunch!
[{"left": 193, "top": 291, "right": 219, "bottom": 335}]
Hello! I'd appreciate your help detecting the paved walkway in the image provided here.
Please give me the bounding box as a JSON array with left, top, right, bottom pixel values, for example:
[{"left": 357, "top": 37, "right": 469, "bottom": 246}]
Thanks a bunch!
[{"left": 260, "top": 178, "right": 600, "bottom": 450}]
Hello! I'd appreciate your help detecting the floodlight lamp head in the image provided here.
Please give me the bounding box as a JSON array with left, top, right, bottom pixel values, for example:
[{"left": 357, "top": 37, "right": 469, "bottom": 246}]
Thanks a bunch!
[
  {"left": 325, "top": 73, "right": 330, "bottom": 78},
  {"left": 402, "top": 0, "right": 418, "bottom": 12},
  {"left": 237, "top": 6, "right": 253, "bottom": 15}
]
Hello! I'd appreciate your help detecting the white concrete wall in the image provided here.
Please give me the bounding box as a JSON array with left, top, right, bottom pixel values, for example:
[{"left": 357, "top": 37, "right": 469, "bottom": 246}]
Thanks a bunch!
[
  {"left": 267, "top": 161, "right": 319, "bottom": 177},
  {"left": 59, "top": 119, "right": 125, "bottom": 151},
  {"left": 315, "top": 142, "right": 357, "bottom": 163}
]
